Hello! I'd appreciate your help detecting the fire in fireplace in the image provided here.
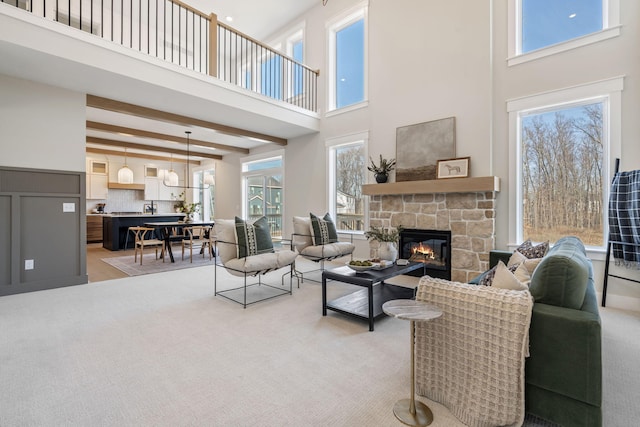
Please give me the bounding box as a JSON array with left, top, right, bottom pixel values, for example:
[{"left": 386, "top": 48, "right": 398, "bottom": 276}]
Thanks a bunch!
[{"left": 399, "top": 229, "right": 451, "bottom": 279}]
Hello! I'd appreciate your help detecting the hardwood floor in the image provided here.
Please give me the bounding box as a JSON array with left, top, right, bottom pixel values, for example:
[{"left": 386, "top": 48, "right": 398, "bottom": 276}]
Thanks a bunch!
[{"left": 86, "top": 243, "right": 129, "bottom": 283}]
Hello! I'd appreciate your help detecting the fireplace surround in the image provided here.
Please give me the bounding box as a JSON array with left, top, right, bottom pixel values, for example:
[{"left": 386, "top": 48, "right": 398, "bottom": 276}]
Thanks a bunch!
[{"left": 367, "top": 188, "right": 498, "bottom": 282}]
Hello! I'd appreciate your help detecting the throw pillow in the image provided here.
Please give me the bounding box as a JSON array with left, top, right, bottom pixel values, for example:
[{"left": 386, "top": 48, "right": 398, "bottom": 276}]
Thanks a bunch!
[
  {"left": 517, "top": 239, "right": 549, "bottom": 259},
  {"left": 514, "top": 262, "right": 532, "bottom": 286},
  {"left": 234, "top": 216, "right": 274, "bottom": 258},
  {"left": 478, "top": 262, "right": 520, "bottom": 287},
  {"left": 310, "top": 212, "right": 338, "bottom": 245},
  {"left": 492, "top": 261, "right": 529, "bottom": 291},
  {"left": 508, "top": 250, "right": 527, "bottom": 267}
]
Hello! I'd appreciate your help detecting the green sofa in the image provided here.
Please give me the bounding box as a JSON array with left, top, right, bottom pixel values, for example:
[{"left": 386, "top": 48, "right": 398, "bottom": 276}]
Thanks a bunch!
[{"left": 479, "top": 236, "right": 602, "bottom": 427}]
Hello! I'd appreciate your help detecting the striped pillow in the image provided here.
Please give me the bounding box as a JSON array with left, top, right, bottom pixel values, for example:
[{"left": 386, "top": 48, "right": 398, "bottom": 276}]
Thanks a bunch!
[
  {"left": 310, "top": 213, "right": 338, "bottom": 246},
  {"left": 234, "top": 216, "right": 274, "bottom": 258}
]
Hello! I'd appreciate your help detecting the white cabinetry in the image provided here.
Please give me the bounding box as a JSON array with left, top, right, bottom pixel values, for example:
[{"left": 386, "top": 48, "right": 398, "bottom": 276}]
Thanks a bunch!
[
  {"left": 87, "top": 161, "right": 108, "bottom": 199},
  {"left": 144, "top": 175, "right": 176, "bottom": 201}
]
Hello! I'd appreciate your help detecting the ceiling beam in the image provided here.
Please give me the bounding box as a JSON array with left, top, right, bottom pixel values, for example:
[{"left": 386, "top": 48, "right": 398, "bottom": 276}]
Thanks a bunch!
[
  {"left": 86, "top": 147, "right": 201, "bottom": 165},
  {"left": 86, "top": 136, "right": 223, "bottom": 160},
  {"left": 87, "top": 95, "right": 288, "bottom": 145},
  {"left": 86, "top": 121, "right": 250, "bottom": 154}
]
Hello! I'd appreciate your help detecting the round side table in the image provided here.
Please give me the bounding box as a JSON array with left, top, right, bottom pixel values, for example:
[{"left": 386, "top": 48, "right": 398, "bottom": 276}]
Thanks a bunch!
[{"left": 383, "top": 299, "right": 443, "bottom": 427}]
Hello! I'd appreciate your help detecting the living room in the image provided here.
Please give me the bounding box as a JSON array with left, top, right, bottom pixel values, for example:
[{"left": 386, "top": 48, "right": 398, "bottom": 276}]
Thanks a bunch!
[{"left": 1, "top": 0, "right": 640, "bottom": 425}]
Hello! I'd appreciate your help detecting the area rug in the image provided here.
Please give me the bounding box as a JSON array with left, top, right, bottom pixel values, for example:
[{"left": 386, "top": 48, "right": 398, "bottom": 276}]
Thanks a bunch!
[{"left": 101, "top": 251, "right": 214, "bottom": 276}]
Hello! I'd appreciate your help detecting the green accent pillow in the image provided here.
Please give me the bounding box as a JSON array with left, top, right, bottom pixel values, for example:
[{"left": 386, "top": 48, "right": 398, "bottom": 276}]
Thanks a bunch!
[
  {"left": 234, "top": 216, "right": 274, "bottom": 258},
  {"left": 310, "top": 213, "right": 338, "bottom": 245}
]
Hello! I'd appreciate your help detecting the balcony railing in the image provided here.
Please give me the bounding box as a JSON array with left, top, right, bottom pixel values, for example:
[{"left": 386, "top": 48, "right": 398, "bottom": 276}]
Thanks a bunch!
[{"left": 1, "top": 0, "right": 319, "bottom": 112}]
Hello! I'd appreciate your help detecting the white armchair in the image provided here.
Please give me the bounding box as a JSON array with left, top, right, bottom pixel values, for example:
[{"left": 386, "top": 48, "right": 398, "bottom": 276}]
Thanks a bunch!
[
  {"left": 214, "top": 217, "right": 298, "bottom": 308},
  {"left": 291, "top": 213, "right": 355, "bottom": 284}
]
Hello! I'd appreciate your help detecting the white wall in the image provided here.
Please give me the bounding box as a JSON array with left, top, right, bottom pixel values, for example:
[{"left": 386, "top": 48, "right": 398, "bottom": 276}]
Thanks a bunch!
[
  {"left": 0, "top": 75, "right": 86, "bottom": 172},
  {"left": 267, "top": 0, "right": 640, "bottom": 308},
  {"left": 276, "top": 0, "right": 492, "bottom": 241}
]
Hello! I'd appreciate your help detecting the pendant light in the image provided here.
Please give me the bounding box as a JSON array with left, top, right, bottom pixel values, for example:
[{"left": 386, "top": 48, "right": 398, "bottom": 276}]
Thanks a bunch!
[
  {"left": 117, "top": 148, "right": 134, "bottom": 184},
  {"left": 165, "top": 153, "right": 180, "bottom": 187},
  {"left": 163, "top": 131, "right": 211, "bottom": 190}
]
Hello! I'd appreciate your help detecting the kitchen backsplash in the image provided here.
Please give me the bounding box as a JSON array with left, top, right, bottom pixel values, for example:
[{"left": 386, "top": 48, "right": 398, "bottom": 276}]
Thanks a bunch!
[{"left": 86, "top": 189, "right": 176, "bottom": 214}]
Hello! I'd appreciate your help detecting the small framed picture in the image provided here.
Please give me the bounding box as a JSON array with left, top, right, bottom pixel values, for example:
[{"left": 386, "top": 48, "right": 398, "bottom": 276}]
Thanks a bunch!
[{"left": 436, "top": 157, "right": 470, "bottom": 179}]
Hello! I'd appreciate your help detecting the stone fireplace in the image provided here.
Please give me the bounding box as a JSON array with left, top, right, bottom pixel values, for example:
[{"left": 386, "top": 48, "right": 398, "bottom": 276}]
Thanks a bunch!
[{"left": 366, "top": 179, "right": 498, "bottom": 282}]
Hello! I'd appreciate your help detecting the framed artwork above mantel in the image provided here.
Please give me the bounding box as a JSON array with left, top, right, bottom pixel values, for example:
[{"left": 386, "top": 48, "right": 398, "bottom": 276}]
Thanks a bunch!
[{"left": 396, "top": 117, "right": 456, "bottom": 182}]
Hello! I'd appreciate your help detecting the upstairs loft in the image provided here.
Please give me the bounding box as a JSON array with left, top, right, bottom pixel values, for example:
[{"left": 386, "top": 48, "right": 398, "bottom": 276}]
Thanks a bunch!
[{"left": 0, "top": 0, "right": 320, "bottom": 152}]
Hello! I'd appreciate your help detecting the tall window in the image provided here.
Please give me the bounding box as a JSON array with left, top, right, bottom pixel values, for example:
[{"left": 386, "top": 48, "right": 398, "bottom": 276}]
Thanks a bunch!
[
  {"left": 507, "top": 77, "right": 623, "bottom": 248},
  {"left": 242, "top": 154, "right": 284, "bottom": 239},
  {"left": 520, "top": 102, "right": 604, "bottom": 245},
  {"left": 521, "top": 0, "right": 603, "bottom": 53},
  {"left": 327, "top": 133, "right": 367, "bottom": 232},
  {"left": 509, "top": 0, "right": 620, "bottom": 64},
  {"left": 193, "top": 169, "right": 215, "bottom": 221},
  {"left": 286, "top": 29, "right": 304, "bottom": 98},
  {"left": 261, "top": 54, "right": 282, "bottom": 100},
  {"left": 327, "top": 4, "right": 368, "bottom": 112}
]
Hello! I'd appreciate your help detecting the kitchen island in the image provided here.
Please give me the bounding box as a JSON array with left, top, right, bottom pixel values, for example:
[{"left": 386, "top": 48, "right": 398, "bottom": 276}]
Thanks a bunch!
[{"left": 102, "top": 213, "right": 186, "bottom": 251}]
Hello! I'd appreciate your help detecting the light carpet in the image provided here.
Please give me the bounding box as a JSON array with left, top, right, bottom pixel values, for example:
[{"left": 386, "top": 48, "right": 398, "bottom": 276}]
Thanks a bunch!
[
  {"left": 0, "top": 262, "right": 638, "bottom": 426},
  {"left": 102, "top": 250, "right": 214, "bottom": 276}
]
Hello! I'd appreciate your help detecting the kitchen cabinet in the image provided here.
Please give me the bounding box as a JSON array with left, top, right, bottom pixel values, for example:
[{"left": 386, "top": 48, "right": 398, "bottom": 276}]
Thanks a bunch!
[
  {"left": 87, "top": 160, "right": 108, "bottom": 200},
  {"left": 86, "top": 215, "right": 104, "bottom": 243},
  {"left": 144, "top": 176, "right": 177, "bottom": 201},
  {"left": 87, "top": 173, "right": 108, "bottom": 199}
]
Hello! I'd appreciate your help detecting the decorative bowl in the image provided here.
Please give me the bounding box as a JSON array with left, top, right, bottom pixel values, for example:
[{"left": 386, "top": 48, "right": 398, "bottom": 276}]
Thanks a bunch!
[{"left": 346, "top": 261, "right": 374, "bottom": 272}]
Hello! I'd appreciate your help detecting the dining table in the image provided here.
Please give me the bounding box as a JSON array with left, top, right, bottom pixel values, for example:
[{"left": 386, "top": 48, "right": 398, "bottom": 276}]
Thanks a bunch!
[{"left": 144, "top": 220, "right": 214, "bottom": 263}]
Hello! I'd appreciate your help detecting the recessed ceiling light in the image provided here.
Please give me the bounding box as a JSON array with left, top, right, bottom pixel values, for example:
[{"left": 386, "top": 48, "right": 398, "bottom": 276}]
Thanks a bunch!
[
  {"left": 569, "top": 13, "right": 577, "bottom": 18},
  {"left": 226, "top": 16, "right": 233, "bottom": 22}
]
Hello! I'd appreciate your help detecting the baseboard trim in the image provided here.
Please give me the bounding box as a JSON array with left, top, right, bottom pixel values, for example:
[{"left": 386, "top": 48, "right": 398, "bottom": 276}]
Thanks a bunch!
[{"left": 597, "top": 292, "right": 640, "bottom": 312}]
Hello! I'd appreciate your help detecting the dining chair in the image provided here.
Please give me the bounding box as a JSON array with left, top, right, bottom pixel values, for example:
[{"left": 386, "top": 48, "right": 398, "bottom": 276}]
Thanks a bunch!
[
  {"left": 181, "top": 225, "right": 211, "bottom": 262},
  {"left": 130, "top": 226, "right": 164, "bottom": 265}
]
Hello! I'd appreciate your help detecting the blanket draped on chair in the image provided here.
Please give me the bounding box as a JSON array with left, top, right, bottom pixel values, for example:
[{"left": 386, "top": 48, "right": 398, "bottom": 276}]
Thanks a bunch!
[
  {"left": 609, "top": 169, "right": 640, "bottom": 268},
  {"left": 414, "top": 277, "right": 533, "bottom": 427}
]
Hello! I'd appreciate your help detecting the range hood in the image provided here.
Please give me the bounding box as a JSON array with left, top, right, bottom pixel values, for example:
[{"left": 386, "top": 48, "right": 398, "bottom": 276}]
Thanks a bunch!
[{"left": 108, "top": 182, "right": 145, "bottom": 190}]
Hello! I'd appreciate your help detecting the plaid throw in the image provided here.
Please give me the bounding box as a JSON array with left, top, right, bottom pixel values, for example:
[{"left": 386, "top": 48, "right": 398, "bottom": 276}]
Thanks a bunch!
[{"left": 609, "top": 170, "right": 640, "bottom": 268}]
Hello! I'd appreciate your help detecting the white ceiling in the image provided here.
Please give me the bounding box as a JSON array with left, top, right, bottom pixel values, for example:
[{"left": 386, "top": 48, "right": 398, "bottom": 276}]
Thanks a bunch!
[{"left": 185, "top": 0, "right": 319, "bottom": 40}]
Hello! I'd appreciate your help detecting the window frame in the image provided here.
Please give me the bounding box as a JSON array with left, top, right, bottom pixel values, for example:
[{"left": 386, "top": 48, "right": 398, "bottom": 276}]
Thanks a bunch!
[
  {"left": 241, "top": 150, "right": 285, "bottom": 222},
  {"left": 326, "top": 131, "right": 369, "bottom": 235},
  {"left": 508, "top": 0, "right": 621, "bottom": 66},
  {"left": 326, "top": 2, "right": 369, "bottom": 115},
  {"left": 507, "top": 77, "right": 624, "bottom": 256}
]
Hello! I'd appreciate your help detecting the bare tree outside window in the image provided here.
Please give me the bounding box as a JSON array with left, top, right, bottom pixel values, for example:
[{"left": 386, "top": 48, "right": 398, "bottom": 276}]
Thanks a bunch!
[
  {"left": 335, "top": 144, "right": 365, "bottom": 231},
  {"left": 521, "top": 102, "right": 604, "bottom": 245}
]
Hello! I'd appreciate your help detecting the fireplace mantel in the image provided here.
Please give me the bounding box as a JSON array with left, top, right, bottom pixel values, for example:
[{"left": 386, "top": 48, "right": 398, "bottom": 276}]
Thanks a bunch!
[{"left": 362, "top": 176, "right": 500, "bottom": 196}]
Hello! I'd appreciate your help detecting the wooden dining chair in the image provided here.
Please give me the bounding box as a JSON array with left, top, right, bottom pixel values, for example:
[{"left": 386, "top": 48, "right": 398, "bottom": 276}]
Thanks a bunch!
[
  {"left": 181, "top": 225, "right": 212, "bottom": 263},
  {"left": 130, "top": 226, "right": 164, "bottom": 265}
]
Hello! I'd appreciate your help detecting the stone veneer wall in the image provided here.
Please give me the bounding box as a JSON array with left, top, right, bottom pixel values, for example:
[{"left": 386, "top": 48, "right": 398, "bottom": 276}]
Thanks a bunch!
[{"left": 368, "top": 192, "right": 497, "bottom": 282}]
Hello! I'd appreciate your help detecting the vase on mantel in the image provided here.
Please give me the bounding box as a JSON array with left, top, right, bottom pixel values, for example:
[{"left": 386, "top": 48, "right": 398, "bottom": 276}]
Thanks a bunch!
[
  {"left": 378, "top": 241, "right": 398, "bottom": 262},
  {"left": 375, "top": 173, "right": 389, "bottom": 183}
]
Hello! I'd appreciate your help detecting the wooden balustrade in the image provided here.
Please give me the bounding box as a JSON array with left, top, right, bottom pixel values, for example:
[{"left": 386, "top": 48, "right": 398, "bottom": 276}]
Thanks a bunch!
[{"left": 1, "top": 0, "right": 318, "bottom": 111}]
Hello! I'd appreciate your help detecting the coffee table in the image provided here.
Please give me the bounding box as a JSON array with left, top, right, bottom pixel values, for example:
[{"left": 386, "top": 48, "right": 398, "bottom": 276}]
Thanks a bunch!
[{"left": 322, "top": 262, "right": 425, "bottom": 331}]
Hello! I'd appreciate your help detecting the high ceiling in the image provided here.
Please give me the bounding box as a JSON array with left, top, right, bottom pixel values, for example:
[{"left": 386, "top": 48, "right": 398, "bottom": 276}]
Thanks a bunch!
[
  {"left": 187, "top": 0, "right": 319, "bottom": 40},
  {"left": 83, "top": 0, "right": 321, "bottom": 164}
]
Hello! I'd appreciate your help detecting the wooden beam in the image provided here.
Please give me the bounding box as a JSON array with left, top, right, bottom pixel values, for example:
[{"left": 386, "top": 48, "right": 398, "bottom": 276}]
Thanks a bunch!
[
  {"left": 87, "top": 147, "right": 201, "bottom": 165},
  {"left": 86, "top": 136, "right": 222, "bottom": 160},
  {"left": 87, "top": 95, "right": 287, "bottom": 145},
  {"left": 86, "top": 121, "right": 249, "bottom": 154}
]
